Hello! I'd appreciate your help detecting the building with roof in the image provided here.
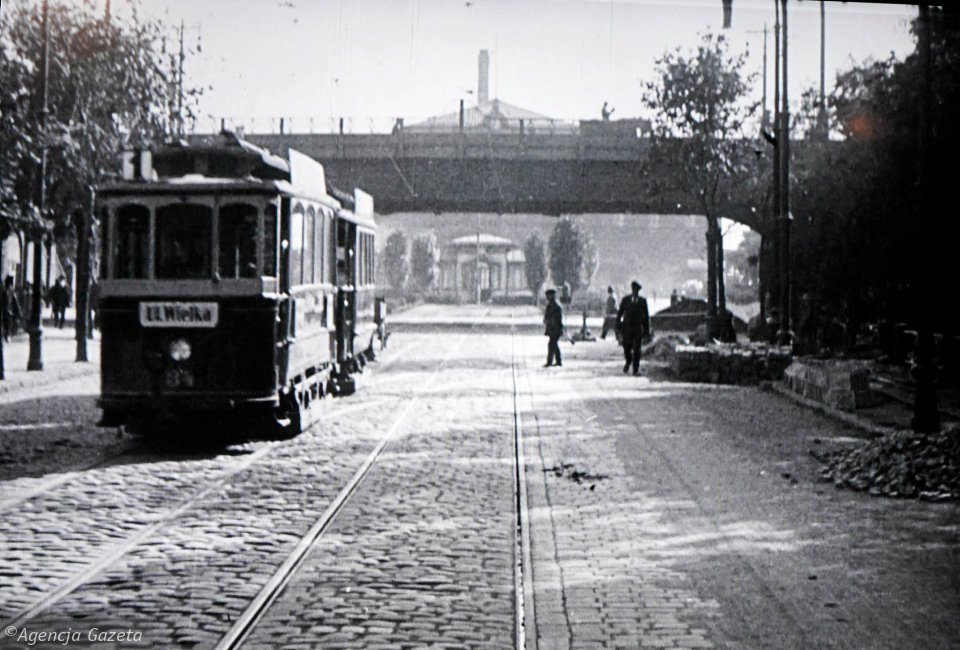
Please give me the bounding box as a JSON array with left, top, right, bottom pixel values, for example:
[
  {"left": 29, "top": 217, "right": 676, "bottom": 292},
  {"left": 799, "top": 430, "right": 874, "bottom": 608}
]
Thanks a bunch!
[
  {"left": 438, "top": 233, "right": 526, "bottom": 302},
  {"left": 405, "top": 49, "right": 576, "bottom": 135}
]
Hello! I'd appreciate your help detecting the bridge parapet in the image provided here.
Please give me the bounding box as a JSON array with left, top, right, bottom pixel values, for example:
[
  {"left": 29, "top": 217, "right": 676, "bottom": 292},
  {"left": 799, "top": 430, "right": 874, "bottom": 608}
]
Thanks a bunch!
[{"left": 232, "top": 132, "right": 652, "bottom": 162}]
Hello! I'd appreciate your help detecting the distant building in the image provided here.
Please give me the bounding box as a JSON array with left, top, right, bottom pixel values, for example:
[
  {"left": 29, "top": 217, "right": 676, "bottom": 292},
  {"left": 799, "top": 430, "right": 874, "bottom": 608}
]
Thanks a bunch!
[
  {"left": 438, "top": 233, "right": 526, "bottom": 302},
  {"left": 405, "top": 49, "right": 575, "bottom": 135}
]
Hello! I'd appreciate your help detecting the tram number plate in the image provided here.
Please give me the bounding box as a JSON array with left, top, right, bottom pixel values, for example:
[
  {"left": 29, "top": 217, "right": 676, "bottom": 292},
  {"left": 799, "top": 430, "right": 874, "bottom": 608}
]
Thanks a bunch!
[{"left": 139, "top": 302, "right": 219, "bottom": 328}]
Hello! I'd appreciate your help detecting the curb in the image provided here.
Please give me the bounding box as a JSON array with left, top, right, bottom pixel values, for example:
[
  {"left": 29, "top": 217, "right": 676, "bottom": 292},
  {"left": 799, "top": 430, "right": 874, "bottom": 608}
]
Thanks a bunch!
[{"left": 765, "top": 381, "right": 900, "bottom": 439}]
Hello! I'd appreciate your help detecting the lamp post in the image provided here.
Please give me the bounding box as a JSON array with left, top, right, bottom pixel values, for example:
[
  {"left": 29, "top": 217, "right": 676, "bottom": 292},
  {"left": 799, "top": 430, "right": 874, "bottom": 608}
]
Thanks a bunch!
[
  {"left": 776, "top": 0, "right": 794, "bottom": 347},
  {"left": 28, "top": 0, "right": 51, "bottom": 372},
  {"left": 911, "top": 4, "right": 939, "bottom": 433}
]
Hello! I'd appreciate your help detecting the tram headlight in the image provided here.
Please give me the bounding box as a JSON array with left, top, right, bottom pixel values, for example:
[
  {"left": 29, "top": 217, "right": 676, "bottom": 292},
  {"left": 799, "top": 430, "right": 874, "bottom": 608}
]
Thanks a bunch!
[{"left": 168, "top": 338, "right": 192, "bottom": 362}]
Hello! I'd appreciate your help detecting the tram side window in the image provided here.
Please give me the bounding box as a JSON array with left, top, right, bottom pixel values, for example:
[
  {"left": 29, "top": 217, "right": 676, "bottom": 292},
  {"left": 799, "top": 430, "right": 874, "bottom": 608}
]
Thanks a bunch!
[
  {"left": 304, "top": 208, "right": 316, "bottom": 284},
  {"left": 114, "top": 205, "right": 149, "bottom": 279},
  {"left": 263, "top": 204, "right": 278, "bottom": 277},
  {"left": 290, "top": 208, "right": 304, "bottom": 286},
  {"left": 218, "top": 204, "right": 258, "bottom": 279},
  {"left": 156, "top": 204, "right": 212, "bottom": 279}
]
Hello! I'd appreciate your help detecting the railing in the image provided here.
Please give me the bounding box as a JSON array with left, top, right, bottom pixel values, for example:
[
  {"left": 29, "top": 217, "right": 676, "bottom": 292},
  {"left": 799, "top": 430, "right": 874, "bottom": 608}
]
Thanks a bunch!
[{"left": 191, "top": 115, "right": 589, "bottom": 136}]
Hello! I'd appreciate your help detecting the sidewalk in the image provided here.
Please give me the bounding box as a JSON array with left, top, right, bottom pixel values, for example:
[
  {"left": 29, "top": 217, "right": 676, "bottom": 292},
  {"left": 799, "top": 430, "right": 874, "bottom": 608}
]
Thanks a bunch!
[
  {"left": 518, "top": 334, "right": 959, "bottom": 650},
  {"left": 0, "top": 315, "right": 99, "bottom": 397}
]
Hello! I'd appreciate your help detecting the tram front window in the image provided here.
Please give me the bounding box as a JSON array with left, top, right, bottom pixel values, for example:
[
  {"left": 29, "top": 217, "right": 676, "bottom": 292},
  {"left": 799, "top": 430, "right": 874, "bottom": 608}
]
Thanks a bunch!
[
  {"left": 114, "top": 204, "right": 149, "bottom": 279},
  {"left": 218, "top": 203, "right": 258, "bottom": 279},
  {"left": 156, "top": 204, "right": 212, "bottom": 279}
]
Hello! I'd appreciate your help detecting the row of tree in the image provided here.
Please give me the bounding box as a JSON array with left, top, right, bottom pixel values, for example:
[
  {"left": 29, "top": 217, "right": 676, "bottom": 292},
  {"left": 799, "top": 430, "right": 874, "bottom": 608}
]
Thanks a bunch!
[
  {"left": 1, "top": 1, "right": 197, "bottom": 371},
  {"left": 380, "top": 217, "right": 598, "bottom": 301},
  {"left": 642, "top": 8, "right": 958, "bottom": 345}
]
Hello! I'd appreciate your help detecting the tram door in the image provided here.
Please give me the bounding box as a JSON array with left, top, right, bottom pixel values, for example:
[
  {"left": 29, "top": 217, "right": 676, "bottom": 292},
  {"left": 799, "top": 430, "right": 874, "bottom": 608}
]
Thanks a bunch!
[{"left": 335, "top": 218, "right": 357, "bottom": 363}]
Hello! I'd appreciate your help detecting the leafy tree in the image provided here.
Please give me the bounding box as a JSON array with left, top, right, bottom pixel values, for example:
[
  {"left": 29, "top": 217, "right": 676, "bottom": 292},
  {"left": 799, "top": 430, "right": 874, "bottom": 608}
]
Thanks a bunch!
[
  {"left": 785, "top": 7, "right": 960, "bottom": 339},
  {"left": 581, "top": 232, "right": 599, "bottom": 292},
  {"left": 643, "top": 33, "right": 758, "bottom": 339},
  {"left": 0, "top": 2, "right": 198, "bottom": 240},
  {"left": 409, "top": 233, "right": 438, "bottom": 293},
  {"left": 0, "top": 1, "right": 197, "bottom": 365},
  {"left": 523, "top": 233, "right": 547, "bottom": 301},
  {"left": 547, "top": 218, "right": 588, "bottom": 298},
  {"left": 383, "top": 230, "right": 409, "bottom": 291}
]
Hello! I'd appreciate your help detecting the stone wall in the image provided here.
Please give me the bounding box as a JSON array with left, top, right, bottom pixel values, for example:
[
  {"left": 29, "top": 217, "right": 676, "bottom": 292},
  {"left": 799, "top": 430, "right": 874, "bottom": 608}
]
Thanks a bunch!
[{"left": 670, "top": 343, "right": 793, "bottom": 385}]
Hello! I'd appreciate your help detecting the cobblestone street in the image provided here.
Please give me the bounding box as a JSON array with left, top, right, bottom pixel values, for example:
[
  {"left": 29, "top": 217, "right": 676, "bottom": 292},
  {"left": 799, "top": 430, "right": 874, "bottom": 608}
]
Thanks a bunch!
[{"left": 0, "top": 306, "right": 958, "bottom": 649}]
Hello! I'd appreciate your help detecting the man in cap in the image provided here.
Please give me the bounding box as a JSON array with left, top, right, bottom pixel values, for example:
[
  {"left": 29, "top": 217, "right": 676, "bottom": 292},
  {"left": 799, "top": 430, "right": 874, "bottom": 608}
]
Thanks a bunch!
[
  {"left": 616, "top": 280, "right": 650, "bottom": 375},
  {"left": 543, "top": 288, "right": 564, "bottom": 367}
]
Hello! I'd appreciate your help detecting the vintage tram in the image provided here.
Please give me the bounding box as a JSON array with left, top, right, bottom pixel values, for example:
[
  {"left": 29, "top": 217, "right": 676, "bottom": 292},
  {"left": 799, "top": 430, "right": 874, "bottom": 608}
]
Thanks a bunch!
[{"left": 95, "top": 133, "right": 381, "bottom": 436}]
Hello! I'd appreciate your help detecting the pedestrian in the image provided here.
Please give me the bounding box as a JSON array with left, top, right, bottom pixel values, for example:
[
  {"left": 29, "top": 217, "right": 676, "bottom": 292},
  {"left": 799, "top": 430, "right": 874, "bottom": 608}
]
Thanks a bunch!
[
  {"left": 543, "top": 288, "right": 564, "bottom": 367},
  {"left": 2, "top": 275, "right": 22, "bottom": 341},
  {"left": 49, "top": 275, "right": 70, "bottom": 329},
  {"left": 601, "top": 101, "right": 615, "bottom": 121},
  {"left": 600, "top": 285, "right": 618, "bottom": 340},
  {"left": 616, "top": 280, "right": 650, "bottom": 376}
]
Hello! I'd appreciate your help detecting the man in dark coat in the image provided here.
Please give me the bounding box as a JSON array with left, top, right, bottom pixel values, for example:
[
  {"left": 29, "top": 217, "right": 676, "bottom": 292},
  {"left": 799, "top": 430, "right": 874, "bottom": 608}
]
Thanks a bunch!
[
  {"left": 49, "top": 275, "right": 70, "bottom": 329},
  {"left": 543, "top": 288, "right": 564, "bottom": 367},
  {"left": 616, "top": 280, "right": 650, "bottom": 375}
]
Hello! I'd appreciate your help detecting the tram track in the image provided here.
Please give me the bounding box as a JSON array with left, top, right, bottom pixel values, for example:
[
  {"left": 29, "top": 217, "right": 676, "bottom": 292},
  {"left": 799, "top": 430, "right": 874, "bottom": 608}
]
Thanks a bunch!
[
  {"left": 0, "top": 334, "right": 421, "bottom": 633},
  {"left": 0, "top": 336, "right": 418, "bottom": 518},
  {"left": 3, "top": 318, "right": 539, "bottom": 649},
  {"left": 511, "top": 316, "right": 536, "bottom": 650},
  {"left": 213, "top": 318, "right": 497, "bottom": 649}
]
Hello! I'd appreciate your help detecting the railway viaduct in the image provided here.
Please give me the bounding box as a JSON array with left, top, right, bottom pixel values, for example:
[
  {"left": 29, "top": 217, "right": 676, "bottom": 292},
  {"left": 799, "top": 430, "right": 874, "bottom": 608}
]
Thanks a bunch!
[{"left": 230, "top": 129, "right": 768, "bottom": 232}]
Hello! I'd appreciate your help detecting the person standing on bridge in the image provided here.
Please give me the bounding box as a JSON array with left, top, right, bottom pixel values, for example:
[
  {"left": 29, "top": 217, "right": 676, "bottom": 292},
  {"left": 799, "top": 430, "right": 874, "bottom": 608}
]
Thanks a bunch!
[
  {"left": 616, "top": 280, "right": 650, "bottom": 376},
  {"left": 601, "top": 101, "right": 615, "bottom": 121},
  {"left": 543, "top": 288, "right": 564, "bottom": 367}
]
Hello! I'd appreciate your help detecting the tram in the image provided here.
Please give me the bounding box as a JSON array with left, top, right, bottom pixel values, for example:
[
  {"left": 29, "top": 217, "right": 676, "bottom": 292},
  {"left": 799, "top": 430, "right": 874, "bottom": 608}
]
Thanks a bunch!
[{"left": 94, "top": 133, "right": 382, "bottom": 436}]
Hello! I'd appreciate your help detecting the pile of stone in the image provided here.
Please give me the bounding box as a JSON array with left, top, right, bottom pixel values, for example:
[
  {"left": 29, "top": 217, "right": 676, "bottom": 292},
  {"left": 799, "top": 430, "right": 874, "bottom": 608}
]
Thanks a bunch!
[
  {"left": 816, "top": 427, "right": 960, "bottom": 501},
  {"left": 669, "top": 342, "right": 793, "bottom": 385},
  {"left": 644, "top": 334, "right": 689, "bottom": 362},
  {"left": 783, "top": 359, "right": 873, "bottom": 411}
]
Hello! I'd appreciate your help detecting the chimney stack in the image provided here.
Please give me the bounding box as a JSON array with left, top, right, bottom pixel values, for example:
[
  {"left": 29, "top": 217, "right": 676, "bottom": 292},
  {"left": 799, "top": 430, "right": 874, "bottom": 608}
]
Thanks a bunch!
[{"left": 478, "top": 49, "right": 490, "bottom": 105}]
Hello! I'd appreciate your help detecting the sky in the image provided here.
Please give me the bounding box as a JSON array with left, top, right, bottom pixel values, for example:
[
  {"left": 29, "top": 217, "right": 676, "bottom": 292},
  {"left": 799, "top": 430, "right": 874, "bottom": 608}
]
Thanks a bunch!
[{"left": 71, "top": 0, "right": 919, "bottom": 133}]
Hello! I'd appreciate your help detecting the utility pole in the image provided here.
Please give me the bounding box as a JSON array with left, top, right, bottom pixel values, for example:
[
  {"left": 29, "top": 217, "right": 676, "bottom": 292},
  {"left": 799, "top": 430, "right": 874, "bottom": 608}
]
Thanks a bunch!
[
  {"left": 28, "top": 0, "right": 51, "bottom": 371},
  {"left": 748, "top": 25, "right": 770, "bottom": 130},
  {"left": 818, "top": 1, "right": 828, "bottom": 137},
  {"left": 777, "top": 0, "right": 793, "bottom": 347},
  {"left": 912, "top": 4, "right": 939, "bottom": 433},
  {"left": 769, "top": 1, "right": 781, "bottom": 339},
  {"left": 177, "top": 19, "right": 185, "bottom": 137}
]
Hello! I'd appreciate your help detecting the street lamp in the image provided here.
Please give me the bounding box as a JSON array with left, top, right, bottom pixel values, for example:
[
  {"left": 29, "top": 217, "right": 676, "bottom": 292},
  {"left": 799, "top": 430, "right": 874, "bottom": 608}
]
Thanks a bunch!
[{"left": 27, "top": 0, "right": 52, "bottom": 372}]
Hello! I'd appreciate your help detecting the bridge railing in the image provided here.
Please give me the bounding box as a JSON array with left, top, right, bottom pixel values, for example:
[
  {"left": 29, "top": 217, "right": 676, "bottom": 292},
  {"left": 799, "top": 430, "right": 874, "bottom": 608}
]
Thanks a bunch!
[{"left": 194, "top": 114, "right": 588, "bottom": 136}]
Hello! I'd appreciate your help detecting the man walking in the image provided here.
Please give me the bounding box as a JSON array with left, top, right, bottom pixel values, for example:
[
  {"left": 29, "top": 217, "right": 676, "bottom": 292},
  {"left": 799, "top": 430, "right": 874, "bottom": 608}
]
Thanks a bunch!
[
  {"left": 616, "top": 280, "right": 650, "bottom": 376},
  {"left": 543, "top": 288, "right": 564, "bottom": 367},
  {"left": 49, "top": 275, "right": 70, "bottom": 329},
  {"left": 600, "top": 285, "right": 618, "bottom": 340}
]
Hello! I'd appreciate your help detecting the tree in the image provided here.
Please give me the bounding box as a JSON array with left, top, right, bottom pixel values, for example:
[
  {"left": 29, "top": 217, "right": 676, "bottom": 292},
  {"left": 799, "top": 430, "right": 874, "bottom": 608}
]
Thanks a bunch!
[
  {"left": 409, "top": 233, "right": 438, "bottom": 293},
  {"left": 383, "top": 231, "right": 409, "bottom": 291},
  {"left": 547, "top": 218, "right": 589, "bottom": 298},
  {"left": 784, "top": 7, "right": 960, "bottom": 341},
  {"left": 643, "top": 33, "right": 758, "bottom": 340},
  {"left": 0, "top": 1, "right": 199, "bottom": 365},
  {"left": 523, "top": 234, "right": 547, "bottom": 301}
]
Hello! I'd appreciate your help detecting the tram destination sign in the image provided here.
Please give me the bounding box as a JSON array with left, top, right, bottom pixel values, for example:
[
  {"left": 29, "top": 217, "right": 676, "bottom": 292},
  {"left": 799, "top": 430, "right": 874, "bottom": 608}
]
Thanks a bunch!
[{"left": 139, "top": 302, "right": 219, "bottom": 328}]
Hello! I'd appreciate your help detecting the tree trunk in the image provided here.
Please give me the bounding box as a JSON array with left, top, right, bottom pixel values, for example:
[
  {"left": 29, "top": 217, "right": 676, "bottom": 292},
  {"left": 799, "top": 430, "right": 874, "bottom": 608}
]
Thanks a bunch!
[
  {"left": 705, "top": 221, "right": 719, "bottom": 338},
  {"left": 0, "top": 238, "right": 5, "bottom": 381},
  {"left": 716, "top": 225, "right": 735, "bottom": 342},
  {"left": 74, "top": 190, "right": 92, "bottom": 362}
]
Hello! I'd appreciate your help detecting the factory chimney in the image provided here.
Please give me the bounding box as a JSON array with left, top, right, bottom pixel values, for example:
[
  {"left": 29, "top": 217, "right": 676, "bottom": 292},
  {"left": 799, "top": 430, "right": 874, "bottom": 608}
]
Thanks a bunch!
[{"left": 478, "top": 50, "right": 490, "bottom": 105}]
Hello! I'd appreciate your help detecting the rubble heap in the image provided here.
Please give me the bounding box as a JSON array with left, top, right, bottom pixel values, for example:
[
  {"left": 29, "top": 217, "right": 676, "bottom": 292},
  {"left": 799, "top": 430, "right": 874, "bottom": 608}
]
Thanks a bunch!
[{"left": 816, "top": 426, "right": 960, "bottom": 501}]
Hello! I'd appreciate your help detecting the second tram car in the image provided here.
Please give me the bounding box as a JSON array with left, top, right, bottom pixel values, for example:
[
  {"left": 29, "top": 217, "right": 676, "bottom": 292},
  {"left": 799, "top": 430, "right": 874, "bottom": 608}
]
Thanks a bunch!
[{"left": 95, "top": 133, "right": 381, "bottom": 436}]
